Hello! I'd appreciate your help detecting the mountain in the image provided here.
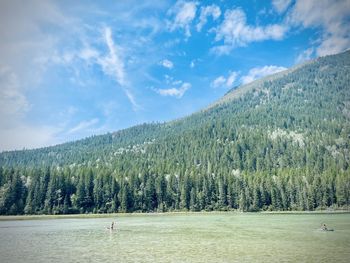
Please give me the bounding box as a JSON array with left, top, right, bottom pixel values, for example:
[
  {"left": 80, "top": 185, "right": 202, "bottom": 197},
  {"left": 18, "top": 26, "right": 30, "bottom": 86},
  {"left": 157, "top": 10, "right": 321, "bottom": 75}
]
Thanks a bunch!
[{"left": 0, "top": 51, "right": 349, "bottom": 215}]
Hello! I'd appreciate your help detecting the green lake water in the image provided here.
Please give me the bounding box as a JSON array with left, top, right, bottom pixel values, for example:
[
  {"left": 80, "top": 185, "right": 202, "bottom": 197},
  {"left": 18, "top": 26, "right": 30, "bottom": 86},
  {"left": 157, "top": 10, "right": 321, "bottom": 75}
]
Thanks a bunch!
[{"left": 0, "top": 213, "right": 349, "bottom": 263}]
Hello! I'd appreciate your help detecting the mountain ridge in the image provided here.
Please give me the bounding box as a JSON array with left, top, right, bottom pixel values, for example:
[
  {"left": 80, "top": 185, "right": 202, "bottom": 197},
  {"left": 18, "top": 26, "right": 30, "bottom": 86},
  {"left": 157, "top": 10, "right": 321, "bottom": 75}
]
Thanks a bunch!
[
  {"left": 0, "top": 50, "right": 349, "bottom": 214},
  {"left": 1, "top": 50, "right": 350, "bottom": 166},
  {"left": 0, "top": 51, "right": 341, "bottom": 155}
]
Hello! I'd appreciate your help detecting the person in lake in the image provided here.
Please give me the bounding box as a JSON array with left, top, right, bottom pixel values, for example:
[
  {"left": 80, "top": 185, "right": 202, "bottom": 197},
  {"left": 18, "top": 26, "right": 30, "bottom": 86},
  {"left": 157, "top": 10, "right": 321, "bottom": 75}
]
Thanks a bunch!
[
  {"left": 111, "top": 222, "right": 114, "bottom": 230},
  {"left": 321, "top": 223, "right": 328, "bottom": 231}
]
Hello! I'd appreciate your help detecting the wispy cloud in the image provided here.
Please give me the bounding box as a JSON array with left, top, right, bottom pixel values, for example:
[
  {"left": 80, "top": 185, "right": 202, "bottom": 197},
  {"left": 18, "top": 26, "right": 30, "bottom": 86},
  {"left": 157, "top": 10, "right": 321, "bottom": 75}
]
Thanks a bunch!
[
  {"left": 287, "top": 0, "right": 350, "bottom": 56},
  {"left": 99, "top": 27, "right": 127, "bottom": 86},
  {"left": 68, "top": 118, "right": 99, "bottom": 134},
  {"left": 295, "top": 47, "right": 315, "bottom": 64},
  {"left": 240, "top": 65, "right": 287, "bottom": 85},
  {"left": 160, "top": 59, "right": 174, "bottom": 69},
  {"left": 212, "top": 8, "right": 287, "bottom": 55},
  {"left": 164, "top": 75, "right": 183, "bottom": 85},
  {"left": 196, "top": 4, "right": 221, "bottom": 32},
  {"left": 98, "top": 27, "right": 140, "bottom": 110},
  {"left": 168, "top": 0, "right": 198, "bottom": 38},
  {"left": 226, "top": 71, "right": 239, "bottom": 87},
  {"left": 79, "top": 47, "right": 99, "bottom": 63},
  {"left": 211, "top": 71, "right": 239, "bottom": 88},
  {"left": 155, "top": 82, "right": 191, "bottom": 98},
  {"left": 272, "top": 0, "right": 292, "bottom": 14},
  {"left": 211, "top": 76, "right": 226, "bottom": 88},
  {"left": 48, "top": 27, "right": 141, "bottom": 111}
]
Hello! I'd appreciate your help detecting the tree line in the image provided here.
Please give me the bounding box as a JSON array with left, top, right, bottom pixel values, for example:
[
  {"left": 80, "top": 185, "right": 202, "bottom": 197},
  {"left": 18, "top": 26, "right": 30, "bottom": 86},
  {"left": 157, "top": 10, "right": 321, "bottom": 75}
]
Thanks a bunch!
[{"left": 0, "top": 166, "right": 349, "bottom": 215}]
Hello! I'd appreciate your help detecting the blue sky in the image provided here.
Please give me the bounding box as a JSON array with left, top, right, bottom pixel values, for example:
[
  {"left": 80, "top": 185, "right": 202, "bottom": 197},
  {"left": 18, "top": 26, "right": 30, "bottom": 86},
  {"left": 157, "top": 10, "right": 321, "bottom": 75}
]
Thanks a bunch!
[{"left": 0, "top": 0, "right": 350, "bottom": 151}]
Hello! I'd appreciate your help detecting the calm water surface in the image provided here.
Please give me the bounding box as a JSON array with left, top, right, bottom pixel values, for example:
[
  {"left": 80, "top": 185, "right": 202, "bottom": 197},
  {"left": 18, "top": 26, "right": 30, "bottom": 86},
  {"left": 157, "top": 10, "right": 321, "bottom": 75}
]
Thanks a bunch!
[{"left": 0, "top": 213, "right": 349, "bottom": 263}]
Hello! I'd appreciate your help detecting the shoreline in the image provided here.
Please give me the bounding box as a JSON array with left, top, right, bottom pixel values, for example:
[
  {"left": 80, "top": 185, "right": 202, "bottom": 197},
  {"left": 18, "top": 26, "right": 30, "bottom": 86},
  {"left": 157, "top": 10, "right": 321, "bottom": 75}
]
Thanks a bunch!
[{"left": 1, "top": 210, "right": 349, "bottom": 221}]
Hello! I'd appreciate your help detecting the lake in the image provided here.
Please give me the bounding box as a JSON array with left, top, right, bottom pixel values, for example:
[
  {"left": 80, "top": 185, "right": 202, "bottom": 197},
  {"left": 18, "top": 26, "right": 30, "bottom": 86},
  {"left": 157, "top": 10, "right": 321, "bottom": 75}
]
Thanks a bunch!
[{"left": 0, "top": 213, "right": 349, "bottom": 263}]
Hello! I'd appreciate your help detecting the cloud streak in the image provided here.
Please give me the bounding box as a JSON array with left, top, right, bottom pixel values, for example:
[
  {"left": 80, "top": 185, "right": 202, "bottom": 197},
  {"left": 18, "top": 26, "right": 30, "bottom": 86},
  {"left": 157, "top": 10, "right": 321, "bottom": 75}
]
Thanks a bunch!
[
  {"left": 155, "top": 82, "right": 191, "bottom": 98},
  {"left": 240, "top": 65, "right": 287, "bottom": 85},
  {"left": 68, "top": 118, "right": 99, "bottom": 134},
  {"left": 98, "top": 27, "right": 140, "bottom": 110}
]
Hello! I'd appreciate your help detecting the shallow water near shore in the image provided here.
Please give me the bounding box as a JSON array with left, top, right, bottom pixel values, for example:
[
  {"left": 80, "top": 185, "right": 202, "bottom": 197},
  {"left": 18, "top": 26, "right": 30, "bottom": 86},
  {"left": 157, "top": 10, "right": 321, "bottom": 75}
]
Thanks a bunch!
[{"left": 0, "top": 213, "right": 349, "bottom": 263}]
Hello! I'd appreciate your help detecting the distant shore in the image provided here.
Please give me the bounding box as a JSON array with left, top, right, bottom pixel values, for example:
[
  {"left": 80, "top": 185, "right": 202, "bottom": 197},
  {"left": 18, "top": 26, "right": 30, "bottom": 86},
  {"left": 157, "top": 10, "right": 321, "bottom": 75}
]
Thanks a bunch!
[{"left": 1, "top": 210, "right": 349, "bottom": 221}]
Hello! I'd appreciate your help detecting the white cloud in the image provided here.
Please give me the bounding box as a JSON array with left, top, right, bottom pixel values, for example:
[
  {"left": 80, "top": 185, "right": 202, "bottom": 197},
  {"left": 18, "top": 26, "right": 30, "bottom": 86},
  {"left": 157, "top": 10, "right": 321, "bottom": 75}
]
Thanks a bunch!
[
  {"left": 317, "top": 36, "right": 350, "bottom": 56},
  {"left": 226, "top": 71, "right": 239, "bottom": 87},
  {"left": 190, "top": 60, "right": 195, "bottom": 68},
  {"left": 196, "top": 4, "right": 221, "bottom": 32},
  {"left": 155, "top": 82, "right": 191, "bottom": 98},
  {"left": 213, "top": 8, "right": 287, "bottom": 55},
  {"left": 210, "top": 45, "right": 233, "bottom": 56},
  {"left": 240, "top": 65, "right": 287, "bottom": 85},
  {"left": 288, "top": 0, "right": 350, "bottom": 56},
  {"left": 79, "top": 47, "right": 99, "bottom": 62},
  {"left": 99, "top": 27, "right": 127, "bottom": 86},
  {"left": 168, "top": 0, "right": 198, "bottom": 38},
  {"left": 272, "top": 0, "right": 292, "bottom": 14},
  {"left": 295, "top": 47, "right": 315, "bottom": 64},
  {"left": 211, "top": 71, "right": 239, "bottom": 88},
  {"left": 211, "top": 76, "right": 226, "bottom": 88},
  {"left": 68, "top": 118, "right": 99, "bottom": 134},
  {"left": 97, "top": 27, "right": 140, "bottom": 110},
  {"left": 160, "top": 59, "right": 174, "bottom": 69},
  {"left": 189, "top": 58, "right": 201, "bottom": 68}
]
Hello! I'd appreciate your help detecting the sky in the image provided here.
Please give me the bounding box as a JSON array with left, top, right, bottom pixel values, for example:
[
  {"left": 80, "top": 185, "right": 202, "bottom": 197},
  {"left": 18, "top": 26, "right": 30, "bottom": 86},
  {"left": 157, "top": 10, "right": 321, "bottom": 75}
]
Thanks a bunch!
[{"left": 0, "top": 0, "right": 350, "bottom": 151}]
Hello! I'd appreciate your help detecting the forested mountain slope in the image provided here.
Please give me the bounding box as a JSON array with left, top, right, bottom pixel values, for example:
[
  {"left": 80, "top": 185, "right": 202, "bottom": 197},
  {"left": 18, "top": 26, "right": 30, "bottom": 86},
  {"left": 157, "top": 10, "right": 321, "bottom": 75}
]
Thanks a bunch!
[{"left": 0, "top": 51, "right": 349, "bottom": 215}]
